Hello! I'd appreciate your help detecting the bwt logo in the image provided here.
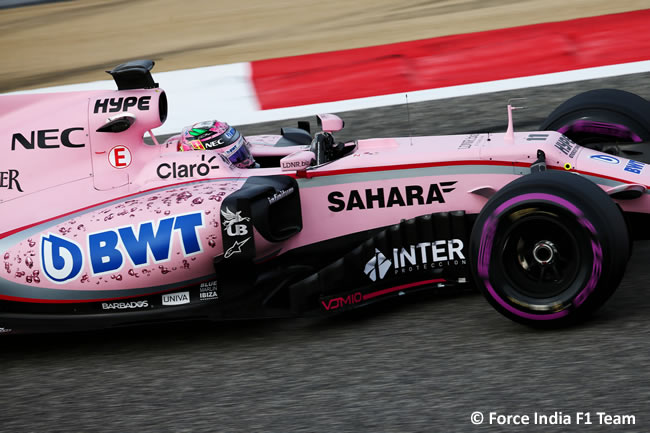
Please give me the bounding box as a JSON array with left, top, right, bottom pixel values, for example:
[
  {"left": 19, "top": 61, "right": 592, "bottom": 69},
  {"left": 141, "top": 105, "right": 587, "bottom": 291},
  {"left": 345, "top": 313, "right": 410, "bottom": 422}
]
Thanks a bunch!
[{"left": 41, "top": 212, "right": 204, "bottom": 284}]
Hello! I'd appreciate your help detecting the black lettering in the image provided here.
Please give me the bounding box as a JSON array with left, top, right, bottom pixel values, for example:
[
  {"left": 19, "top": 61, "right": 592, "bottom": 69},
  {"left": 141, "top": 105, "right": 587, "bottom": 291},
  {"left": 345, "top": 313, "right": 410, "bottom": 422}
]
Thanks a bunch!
[
  {"left": 178, "top": 164, "right": 188, "bottom": 178},
  {"left": 386, "top": 187, "right": 406, "bottom": 207},
  {"left": 189, "top": 164, "right": 196, "bottom": 177},
  {"left": 554, "top": 136, "right": 573, "bottom": 156},
  {"left": 38, "top": 129, "right": 59, "bottom": 149},
  {"left": 405, "top": 185, "right": 424, "bottom": 205},
  {"left": 327, "top": 191, "right": 345, "bottom": 212},
  {"left": 157, "top": 163, "right": 171, "bottom": 179},
  {"left": 0, "top": 170, "right": 23, "bottom": 192},
  {"left": 8, "top": 170, "right": 23, "bottom": 192},
  {"left": 109, "top": 97, "right": 123, "bottom": 113},
  {"left": 61, "top": 127, "right": 85, "bottom": 148},
  {"left": 138, "top": 96, "right": 151, "bottom": 111},
  {"left": 123, "top": 96, "right": 137, "bottom": 111},
  {"left": 426, "top": 184, "right": 445, "bottom": 204},
  {"left": 94, "top": 98, "right": 109, "bottom": 113},
  {"left": 365, "top": 188, "right": 385, "bottom": 209},
  {"left": 11, "top": 131, "right": 35, "bottom": 150},
  {"left": 196, "top": 163, "right": 210, "bottom": 176},
  {"left": 346, "top": 190, "right": 366, "bottom": 210}
]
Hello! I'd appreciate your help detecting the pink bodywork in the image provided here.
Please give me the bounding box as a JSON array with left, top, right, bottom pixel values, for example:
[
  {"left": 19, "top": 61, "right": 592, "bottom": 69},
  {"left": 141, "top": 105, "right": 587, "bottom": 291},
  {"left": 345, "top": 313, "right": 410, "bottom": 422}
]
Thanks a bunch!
[{"left": 1, "top": 87, "right": 649, "bottom": 302}]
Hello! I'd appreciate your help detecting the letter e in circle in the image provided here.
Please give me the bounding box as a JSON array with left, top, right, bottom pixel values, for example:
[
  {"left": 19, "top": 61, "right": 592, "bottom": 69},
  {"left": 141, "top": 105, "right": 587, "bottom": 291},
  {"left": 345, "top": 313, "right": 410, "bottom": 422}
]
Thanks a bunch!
[{"left": 108, "top": 145, "right": 132, "bottom": 169}]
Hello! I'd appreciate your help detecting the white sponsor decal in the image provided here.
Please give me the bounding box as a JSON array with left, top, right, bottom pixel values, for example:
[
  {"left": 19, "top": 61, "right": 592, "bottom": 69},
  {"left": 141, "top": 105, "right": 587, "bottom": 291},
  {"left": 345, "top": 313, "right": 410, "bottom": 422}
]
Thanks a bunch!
[
  {"left": 102, "top": 300, "right": 149, "bottom": 310},
  {"left": 364, "top": 249, "right": 392, "bottom": 281},
  {"left": 0, "top": 327, "right": 12, "bottom": 334},
  {"left": 364, "top": 239, "right": 467, "bottom": 281},
  {"left": 267, "top": 187, "right": 294, "bottom": 204},
  {"left": 221, "top": 207, "right": 251, "bottom": 237},
  {"left": 224, "top": 237, "right": 251, "bottom": 258},
  {"left": 162, "top": 291, "right": 190, "bottom": 306},
  {"left": 200, "top": 280, "right": 219, "bottom": 301}
]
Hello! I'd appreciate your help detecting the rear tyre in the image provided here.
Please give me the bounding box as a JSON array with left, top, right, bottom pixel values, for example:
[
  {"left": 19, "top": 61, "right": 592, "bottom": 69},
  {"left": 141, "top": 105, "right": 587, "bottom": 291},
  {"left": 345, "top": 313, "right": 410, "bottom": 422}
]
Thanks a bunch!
[{"left": 469, "top": 171, "right": 630, "bottom": 327}]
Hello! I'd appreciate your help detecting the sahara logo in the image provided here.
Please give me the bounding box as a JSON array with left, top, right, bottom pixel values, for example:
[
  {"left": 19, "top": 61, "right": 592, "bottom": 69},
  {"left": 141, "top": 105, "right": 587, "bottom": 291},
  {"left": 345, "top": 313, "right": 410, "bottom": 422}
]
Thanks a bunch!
[
  {"left": 327, "top": 182, "right": 456, "bottom": 212},
  {"left": 41, "top": 212, "right": 204, "bottom": 284}
]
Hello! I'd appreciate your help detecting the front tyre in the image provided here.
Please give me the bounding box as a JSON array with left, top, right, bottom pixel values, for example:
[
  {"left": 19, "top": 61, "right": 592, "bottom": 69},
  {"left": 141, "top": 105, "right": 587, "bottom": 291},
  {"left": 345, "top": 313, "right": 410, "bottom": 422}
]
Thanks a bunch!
[
  {"left": 540, "top": 89, "right": 650, "bottom": 154},
  {"left": 469, "top": 171, "right": 630, "bottom": 327}
]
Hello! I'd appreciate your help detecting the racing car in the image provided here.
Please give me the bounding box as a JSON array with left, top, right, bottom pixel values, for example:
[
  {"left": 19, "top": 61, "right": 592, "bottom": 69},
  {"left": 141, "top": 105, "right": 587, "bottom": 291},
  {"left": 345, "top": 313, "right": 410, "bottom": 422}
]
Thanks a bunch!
[{"left": 2, "top": 60, "right": 650, "bottom": 334}]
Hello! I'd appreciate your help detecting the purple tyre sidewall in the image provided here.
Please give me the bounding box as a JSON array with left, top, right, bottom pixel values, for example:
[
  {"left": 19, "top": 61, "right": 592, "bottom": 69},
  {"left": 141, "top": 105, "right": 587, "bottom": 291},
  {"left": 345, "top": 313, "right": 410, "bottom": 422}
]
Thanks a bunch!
[{"left": 477, "top": 193, "right": 603, "bottom": 321}]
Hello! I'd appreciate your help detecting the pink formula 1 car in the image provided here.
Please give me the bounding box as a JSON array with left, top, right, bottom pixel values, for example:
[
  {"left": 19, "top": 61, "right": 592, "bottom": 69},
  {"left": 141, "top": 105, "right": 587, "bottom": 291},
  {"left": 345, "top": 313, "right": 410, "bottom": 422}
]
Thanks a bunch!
[{"left": 2, "top": 61, "right": 650, "bottom": 334}]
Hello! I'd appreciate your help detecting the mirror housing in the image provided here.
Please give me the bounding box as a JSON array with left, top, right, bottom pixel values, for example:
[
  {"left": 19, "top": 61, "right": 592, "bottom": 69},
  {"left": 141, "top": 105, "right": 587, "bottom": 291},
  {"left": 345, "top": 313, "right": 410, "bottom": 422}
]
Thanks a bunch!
[
  {"left": 280, "top": 150, "right": 315, "bottom": 172},
  {"left": 317, "top": 113, "right": 344, "bottom": 133}
]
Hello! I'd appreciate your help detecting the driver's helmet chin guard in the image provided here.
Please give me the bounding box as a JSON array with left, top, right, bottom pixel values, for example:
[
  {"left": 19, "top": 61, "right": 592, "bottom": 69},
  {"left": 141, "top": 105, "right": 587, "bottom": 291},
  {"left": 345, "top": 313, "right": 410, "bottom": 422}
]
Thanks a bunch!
[{"left": 179, "top": 120, "right": 256, "bottom": 168}]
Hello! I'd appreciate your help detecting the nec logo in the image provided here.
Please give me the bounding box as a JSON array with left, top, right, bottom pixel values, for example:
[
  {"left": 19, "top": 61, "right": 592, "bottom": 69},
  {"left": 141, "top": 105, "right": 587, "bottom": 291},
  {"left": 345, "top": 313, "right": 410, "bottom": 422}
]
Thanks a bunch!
[
  {"left": 93, "top": 96, "right": 151, "bottom": 114},
  {"left": 11, "top": 127, "right": 85, "bottom": 150}
]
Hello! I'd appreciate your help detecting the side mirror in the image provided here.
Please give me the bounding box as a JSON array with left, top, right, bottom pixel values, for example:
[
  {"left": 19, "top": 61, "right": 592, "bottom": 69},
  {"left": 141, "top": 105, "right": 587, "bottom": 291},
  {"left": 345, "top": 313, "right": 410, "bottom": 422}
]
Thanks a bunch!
[
  {"left": 280, "top": 150, "right": 315, "bottom": 171},
  {"left": 317, "top": 113, "right": 344, "bottom": 133}
]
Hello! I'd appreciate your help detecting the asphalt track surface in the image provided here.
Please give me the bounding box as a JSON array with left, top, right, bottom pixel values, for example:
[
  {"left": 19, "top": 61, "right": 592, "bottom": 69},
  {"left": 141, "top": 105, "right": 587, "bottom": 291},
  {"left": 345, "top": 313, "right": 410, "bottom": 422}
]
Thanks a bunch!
[{"left": 2, "top": 74, "right": 650, "bottom": 433}]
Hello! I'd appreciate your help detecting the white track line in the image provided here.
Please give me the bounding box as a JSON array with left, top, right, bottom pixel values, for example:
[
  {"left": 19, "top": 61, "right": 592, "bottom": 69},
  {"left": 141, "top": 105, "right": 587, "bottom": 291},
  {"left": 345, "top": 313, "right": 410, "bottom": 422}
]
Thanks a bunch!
[{"left": 4, "top": 60, "right": 650, "bottom": 134}]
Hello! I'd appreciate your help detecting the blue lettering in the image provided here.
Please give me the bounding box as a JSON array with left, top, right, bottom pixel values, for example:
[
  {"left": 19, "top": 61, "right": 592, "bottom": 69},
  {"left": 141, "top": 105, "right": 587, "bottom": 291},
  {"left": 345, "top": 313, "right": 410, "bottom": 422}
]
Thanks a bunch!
[
  {"left": 39, "top": 212, "right": 204, "bottom": 283},
  {"left": 41, "top": 235, "right": 83, "bottom": 283},
  {"left": 624, "top": 160, "right": 645, "bottom": 174},
  {"left": 89, "top": 230, "right": 123, "bottom": 274},
  {"left": 118, "top": 217, "right": 174, "bottom": 266},
  {"left": 173, "top": 213, "right": 204, "bottom": 255}
]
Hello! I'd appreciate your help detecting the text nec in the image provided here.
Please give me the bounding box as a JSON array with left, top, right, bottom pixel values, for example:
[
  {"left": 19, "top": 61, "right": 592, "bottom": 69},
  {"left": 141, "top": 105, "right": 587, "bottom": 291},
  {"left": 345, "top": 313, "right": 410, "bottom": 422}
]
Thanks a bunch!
[
  {"left": 11, "top": 127, "right": 85, "bottom": 150},
  {"left": 93, "top": 96, "right": 151, "bottom": 114},
  {"left": 41, "top": 212, "right": 204, "bottom": 283}
]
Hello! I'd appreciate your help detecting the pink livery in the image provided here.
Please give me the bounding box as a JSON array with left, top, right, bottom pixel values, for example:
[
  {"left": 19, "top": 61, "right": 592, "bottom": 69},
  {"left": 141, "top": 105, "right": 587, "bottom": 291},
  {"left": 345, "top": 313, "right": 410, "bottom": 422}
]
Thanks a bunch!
[{"left": 1, "top": 60, "right": 648, "bottom": 333}]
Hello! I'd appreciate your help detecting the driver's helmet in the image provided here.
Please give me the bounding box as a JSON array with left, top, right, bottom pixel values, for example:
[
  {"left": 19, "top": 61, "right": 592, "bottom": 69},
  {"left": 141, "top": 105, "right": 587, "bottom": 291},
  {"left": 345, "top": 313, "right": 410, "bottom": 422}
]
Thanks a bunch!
[{"left": 179, "top": 120, "right": 256, "bottom": 168}]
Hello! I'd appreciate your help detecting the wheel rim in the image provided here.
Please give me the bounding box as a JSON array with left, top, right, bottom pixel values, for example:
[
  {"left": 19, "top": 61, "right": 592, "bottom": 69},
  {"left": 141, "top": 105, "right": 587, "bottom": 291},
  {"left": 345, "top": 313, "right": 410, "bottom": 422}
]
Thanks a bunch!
[{"left": 491, "top": 206, "right": 593, "bottom": 310}]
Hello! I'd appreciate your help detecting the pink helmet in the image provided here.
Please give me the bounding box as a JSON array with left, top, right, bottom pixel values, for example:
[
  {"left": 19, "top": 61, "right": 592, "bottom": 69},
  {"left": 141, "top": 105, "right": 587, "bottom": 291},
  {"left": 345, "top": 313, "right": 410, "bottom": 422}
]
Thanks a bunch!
[{"left": 178, "top": 120, "right": 256, "bottom": 168}]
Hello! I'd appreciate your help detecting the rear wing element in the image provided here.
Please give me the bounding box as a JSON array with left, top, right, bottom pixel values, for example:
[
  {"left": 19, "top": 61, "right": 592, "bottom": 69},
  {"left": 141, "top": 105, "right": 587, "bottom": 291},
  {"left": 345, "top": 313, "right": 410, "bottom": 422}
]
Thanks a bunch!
[{"left": 107, "top": 60, "right": 158, "bottom": 91}]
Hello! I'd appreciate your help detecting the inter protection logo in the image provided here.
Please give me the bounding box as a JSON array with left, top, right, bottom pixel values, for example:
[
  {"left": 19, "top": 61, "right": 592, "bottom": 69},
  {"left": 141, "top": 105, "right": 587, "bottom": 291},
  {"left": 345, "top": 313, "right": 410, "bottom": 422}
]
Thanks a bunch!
[{"left": 364, "top": 249, "right": 392, "bottom": 281}]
